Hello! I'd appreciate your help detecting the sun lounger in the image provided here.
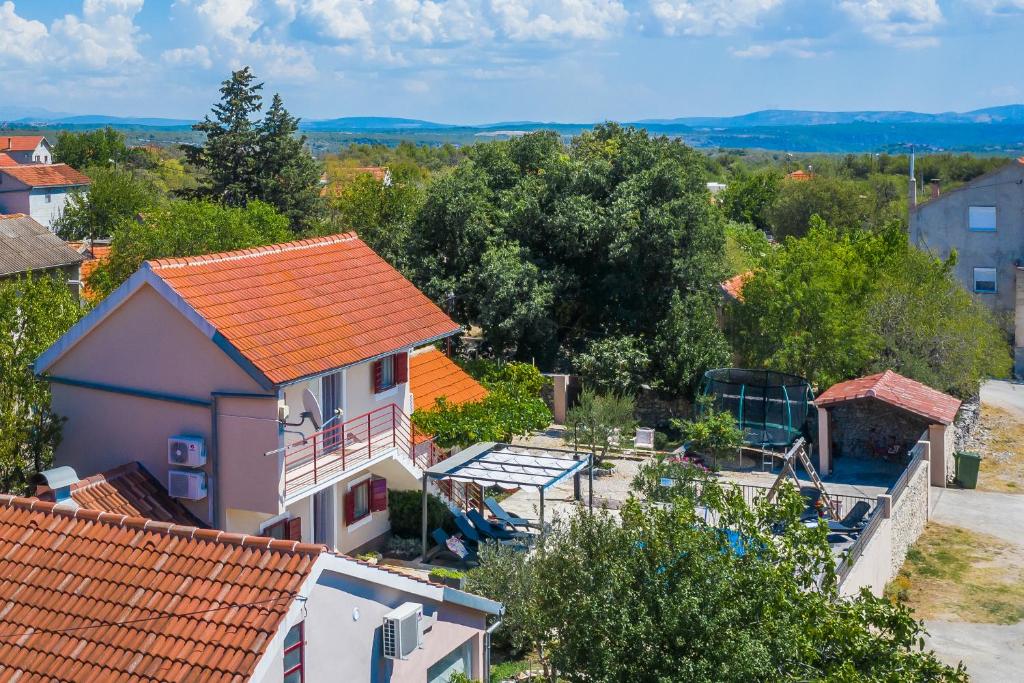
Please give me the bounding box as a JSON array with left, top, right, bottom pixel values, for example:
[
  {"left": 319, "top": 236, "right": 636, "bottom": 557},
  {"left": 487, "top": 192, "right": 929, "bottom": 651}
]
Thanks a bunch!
[
  {"left": 467, "top": 510, "right": 533, "bottom": 543},
  {"left": 484, "top": 497, "right": 536, "bottom": 530},
  {"left": 429, "top": 528, "right": 478, "bottom": 566}
]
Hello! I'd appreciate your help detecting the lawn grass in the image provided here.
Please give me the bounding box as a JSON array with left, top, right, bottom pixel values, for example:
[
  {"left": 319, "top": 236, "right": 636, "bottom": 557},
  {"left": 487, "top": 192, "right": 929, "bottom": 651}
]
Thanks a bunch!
[
  {"left": 886, "top": 522, "right": 1024, "bottom": 624},
  {"left": 974, "top": 405, "right": 1024, "bottom": 494}
]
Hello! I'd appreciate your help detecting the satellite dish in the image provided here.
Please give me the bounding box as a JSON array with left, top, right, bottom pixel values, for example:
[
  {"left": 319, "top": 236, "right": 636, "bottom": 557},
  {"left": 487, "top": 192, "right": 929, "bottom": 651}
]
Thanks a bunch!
[{"left": 302, "top": 389, "right": 323, "bottom": 430}]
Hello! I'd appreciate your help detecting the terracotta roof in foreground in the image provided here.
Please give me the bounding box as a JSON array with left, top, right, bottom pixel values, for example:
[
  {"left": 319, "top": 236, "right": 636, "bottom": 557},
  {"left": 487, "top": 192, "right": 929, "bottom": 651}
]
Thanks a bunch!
[
  {"left": 146, "top": 233, "right": 461, "bottom": 385},
  {"left": 34, "top": 462, "right": 205, "bottom": 527},
  {"left": 0, "top": 152, "right": 17, "bottom": 167},
  {"left": 0, "top": 163, "right": 90, "bottom": 188},
  {"left": 0, "top": 494, "right": 321, "bottom": 682},
  {"left": 815, "top": 370, "right": 961, "bottom": 424},
  {"left": 410, "top": 347, "right": 488, "bottom": 410}
]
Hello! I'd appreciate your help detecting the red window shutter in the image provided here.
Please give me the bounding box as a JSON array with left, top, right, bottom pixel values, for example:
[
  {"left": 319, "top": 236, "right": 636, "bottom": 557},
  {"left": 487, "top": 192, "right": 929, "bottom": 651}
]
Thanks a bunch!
[
  {"left": 287, "top": 516, "right": 302, "bottom": 541},
  {"left": 370, "top": 478, "right": 388, "bottom": 512},
  {"left": 394, "top": 353, "right": 408, "bottom": 384},
  {"left": 372, "top": 360, "right": 382, "bottom": 393},
  {"left": 344, "top": 490, "right": 356, "bottom": 525}
]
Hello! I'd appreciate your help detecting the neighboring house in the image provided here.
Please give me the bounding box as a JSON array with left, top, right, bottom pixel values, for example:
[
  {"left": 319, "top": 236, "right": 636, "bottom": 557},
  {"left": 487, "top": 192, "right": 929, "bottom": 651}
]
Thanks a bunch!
[
  {"left": 0, "top": 213, "right": 84, "bottom": 294},
  {"left": 36, "top": 233, "right": 461, "bottom": 555},
  {"left": 787, "top": 169, "right": 813, "bottom": 181},
  {"left": 0, "top": 152, "right": 18, "bottom": 166},
  {"left": 409, "top": 347, "right": 489, "bottom": 413},
  {"left": 0, "top": 134, "right": 52, "bottom": 164},
  {"left": 0, "top": 493, "right": 500, "bottom": 682},
  {"left": 719, "top": 271, "right": 752, "bottom": 303},
  {"left": 69, "top": 238, "right": 112, "bottom": 301},
  {"left": 322, "top": 166, "right": 393, "bottom": 197},
  {"left": 909, "top": 158, "right": 1024, "bottom": 374},
  {"left": 0, "top": 163, "right": 90, "bottom": 229}
]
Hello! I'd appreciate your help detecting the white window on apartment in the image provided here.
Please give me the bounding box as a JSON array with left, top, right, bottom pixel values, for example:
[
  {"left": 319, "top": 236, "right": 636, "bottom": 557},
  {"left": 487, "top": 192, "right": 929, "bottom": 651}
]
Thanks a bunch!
[
  {"left": 44, "top": 192, "right": 52, "bottom": 204},
  {"left": 968, "top": 206, "right": 996, "bottom": 231},
  {"left": 973, "top": 267, "right": 997, "bottom": 293}
]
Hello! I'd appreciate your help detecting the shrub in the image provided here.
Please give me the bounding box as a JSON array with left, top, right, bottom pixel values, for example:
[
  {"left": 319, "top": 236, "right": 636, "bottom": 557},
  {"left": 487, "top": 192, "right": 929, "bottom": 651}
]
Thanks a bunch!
[
  {"left": 429, "top": 567, "right": 466, "bottom": 582},
  {"left": 388, "top": 489, "right": 455, "bottom": 538},
  {"left": 385, "top": 536, "right": 422, "bottom": 560}
]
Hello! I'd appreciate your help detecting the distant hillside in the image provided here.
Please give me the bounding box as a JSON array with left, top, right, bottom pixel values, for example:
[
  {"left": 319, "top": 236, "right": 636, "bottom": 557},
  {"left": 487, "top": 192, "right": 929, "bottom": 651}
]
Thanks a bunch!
[
  {"left": 300, "top": 116, "right": 451, "bottom": 131},
  {"left": 638, "top": 105, "right": 1024, "bottom": 128}
]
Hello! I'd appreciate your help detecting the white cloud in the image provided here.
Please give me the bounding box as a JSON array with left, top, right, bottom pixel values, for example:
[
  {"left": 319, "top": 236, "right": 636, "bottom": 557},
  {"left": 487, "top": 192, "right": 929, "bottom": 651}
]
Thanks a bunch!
[
  {"left": 732, "top": 37, "right": 825, "bottom": 59},
  {"left": 838, "top": 0, "right": 943, "bottom": 47},
  {"left": 385, "top": 0, "right": 489, "bottom": 44},
  {"left": 490, "top": 0, "right": 629, "bottom": 41},
  {"left": 162, "top": 45, "right": 214, "bottom": 69},
  {"left": 301, "top": 0, "right": 372, "bottom": 40},
  {"left": 193, "top": 0, "right": 262, "bottom": 41},
  {"left": 648, "top": 0, "right": 783, "bottom": 37},
  {"left": 970, "top": 0, "right": 1024, "bottom": 14},
  {"left": 0, "top": 2, "right": 48, "bottom": 65}
]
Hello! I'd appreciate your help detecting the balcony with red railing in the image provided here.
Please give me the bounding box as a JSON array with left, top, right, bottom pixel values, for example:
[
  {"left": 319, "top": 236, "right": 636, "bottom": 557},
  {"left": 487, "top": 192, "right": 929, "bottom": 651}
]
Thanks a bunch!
[{"left": 277, "top": 403, "right": 442, "bottom": 500}]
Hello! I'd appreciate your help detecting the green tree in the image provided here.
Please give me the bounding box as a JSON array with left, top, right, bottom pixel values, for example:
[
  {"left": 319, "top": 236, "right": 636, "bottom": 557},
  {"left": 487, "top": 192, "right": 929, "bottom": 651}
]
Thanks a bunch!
[
  {"left": 88, "top": 199, "right": 291, "bottom": 298},
  {"left": 52, "top": 127, "right": 128, "bottom": 169},
  {"left": 53, "top": 166, "right": 158, "bottom": 241},
  {"left": 676, "top": 395, "right": 745, "bottom": 467},
  {"left": 769, "top": 176, "right": 875, "bottom": 238},
  {"left": 730, "top": 219, "right": 1010, "bottom": 396},
  {"left": 720, "top": 168, "right": 781, "bottom": 231},
  {"left": 574, "top": 335, "right": 650, "bottom": 395},
  {"left": 183, "top": 67, "right": 319, "bottom": 229},
  {"left": 469, "top": 462, "right": 967, "bottom": 682},
  {"left": 651, "top": 292, "right": 732, "bottom": 395},
  {"left": 0, "top": 275, "right": 84, "bottom": 493},
  {"left": 565, "top": 389, "right": 636, "bottom": 466}
]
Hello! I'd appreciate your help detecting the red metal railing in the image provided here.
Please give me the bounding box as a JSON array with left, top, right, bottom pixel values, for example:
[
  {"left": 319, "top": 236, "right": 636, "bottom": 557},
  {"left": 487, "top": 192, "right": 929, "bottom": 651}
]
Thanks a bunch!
[{"left": 281, "top": 403, "right": 447, "bottom": 498}]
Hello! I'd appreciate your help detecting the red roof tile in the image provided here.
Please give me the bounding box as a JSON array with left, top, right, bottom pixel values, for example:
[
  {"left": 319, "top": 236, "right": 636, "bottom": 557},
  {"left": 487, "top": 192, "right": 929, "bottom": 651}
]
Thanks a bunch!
[
  {"left": 410, "top": 348, "right": 488, "bottom": 411},
  {"left": 0, "top": 135, "right": 45, "bottom": 152},
  {"left": 815, "top": 370, "right": 961, "bottom": 424},
  {"left": 147, "top": 233, "right": 461, "bottom": 385},
  {"left": 76, "top": 242, "right": 112, "bottom": 302},
  {"left": 787, "top": 169, "right": 813, "bottom": 181},
  {"left": 0, "top": 494, "right": 321, "bottom": 682},
  {"left": 34, "top": 462, "right": 205, "bottom": 527},
  {"left": 720, "top": 271, "right": 752, "bottom": 302},
  {"left": 0, "top": 152, "right": 17, "bottom": 167},
  {"left": 0, "top": 163, "right": 90, "bottom": 188}
]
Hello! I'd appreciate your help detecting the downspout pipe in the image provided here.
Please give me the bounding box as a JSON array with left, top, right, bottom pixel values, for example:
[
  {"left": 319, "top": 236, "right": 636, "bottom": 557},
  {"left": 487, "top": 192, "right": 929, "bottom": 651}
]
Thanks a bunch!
[{"left": 210, "top": 395, "right": 221, "bottom": 529}]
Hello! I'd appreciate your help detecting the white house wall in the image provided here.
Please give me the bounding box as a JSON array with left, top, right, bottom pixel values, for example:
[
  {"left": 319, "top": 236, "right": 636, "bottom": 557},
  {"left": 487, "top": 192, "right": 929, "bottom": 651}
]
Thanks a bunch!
[{"left": 29, "top": 187, "right": 77, "bottom": 229}]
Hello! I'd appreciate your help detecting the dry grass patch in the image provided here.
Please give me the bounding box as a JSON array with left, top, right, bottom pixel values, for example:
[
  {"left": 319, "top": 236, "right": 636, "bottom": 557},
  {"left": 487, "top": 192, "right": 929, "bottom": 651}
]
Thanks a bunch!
[
  {"left": 969, "top": 405, "right": 1024, "bottom": 493},
  {"left": 885, "top": 522, "right": 1024, "bottom": 624}
]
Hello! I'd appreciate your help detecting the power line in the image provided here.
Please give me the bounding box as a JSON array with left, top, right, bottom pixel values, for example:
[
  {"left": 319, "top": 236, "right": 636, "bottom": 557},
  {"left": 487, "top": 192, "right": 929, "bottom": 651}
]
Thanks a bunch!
[{"left": 0, "top": 593, "right": 300, "bottom": 642}]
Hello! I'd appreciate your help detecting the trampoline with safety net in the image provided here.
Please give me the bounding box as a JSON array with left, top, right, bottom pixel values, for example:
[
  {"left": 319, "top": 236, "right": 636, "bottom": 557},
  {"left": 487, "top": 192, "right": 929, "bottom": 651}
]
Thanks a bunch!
[{"left": 699, "top": 368, "right": 815, "bottom": 448}]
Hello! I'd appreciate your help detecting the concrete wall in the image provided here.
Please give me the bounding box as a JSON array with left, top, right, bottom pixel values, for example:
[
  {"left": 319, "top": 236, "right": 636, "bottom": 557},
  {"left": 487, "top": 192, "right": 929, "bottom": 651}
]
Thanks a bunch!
[
  {"left": 29, "top": 187, "right": 78, "bottom": 229},
  {"left": 909, "top": 162, "right": 1024, "bottom": 371},
  {"left": 0, "top": 188, "right": 30, "bottom": 215},
  {"left": 300, "top": 570, "right": 486, "bottom": 682},
  {"left": 839, "top": 516, "right": 893, "bottom": 598},
  {"left": 928, "top": 423, "right": 955, "bottom": 487}
]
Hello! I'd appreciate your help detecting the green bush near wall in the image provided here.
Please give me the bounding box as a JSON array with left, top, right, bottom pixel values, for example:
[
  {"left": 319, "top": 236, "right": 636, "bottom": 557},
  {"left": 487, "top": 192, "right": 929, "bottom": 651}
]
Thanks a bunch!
[{"left": 388, "top": 490, "right": 457, "bottom": 538}]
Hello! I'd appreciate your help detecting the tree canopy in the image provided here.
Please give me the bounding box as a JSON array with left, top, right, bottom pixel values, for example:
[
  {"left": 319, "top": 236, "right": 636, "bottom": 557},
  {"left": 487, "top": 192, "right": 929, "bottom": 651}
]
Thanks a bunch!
[
  {"left": 182, "top": 67, "right": 320, "bottom": 229},
  {"left": 410, "top": 124, "right": 729, "bottom": 395},
  {"left": 52, "top": 126, "right": 129, "bottom": 169},
  {"left": 53, "top": 166, "right": 158, "bottom": 241},
  {"left": 729, "top": 218, "right": 1010, "bottom": 396},
  {"left": 468, "top": 459, "right": 967, "bottom": 682}
]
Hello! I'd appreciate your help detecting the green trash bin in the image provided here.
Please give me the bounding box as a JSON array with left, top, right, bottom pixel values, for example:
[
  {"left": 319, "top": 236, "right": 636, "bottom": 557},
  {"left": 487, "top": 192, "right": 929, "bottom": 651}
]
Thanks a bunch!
[{"left": 955, "top": 451, "right": 981, "bottom": 489}]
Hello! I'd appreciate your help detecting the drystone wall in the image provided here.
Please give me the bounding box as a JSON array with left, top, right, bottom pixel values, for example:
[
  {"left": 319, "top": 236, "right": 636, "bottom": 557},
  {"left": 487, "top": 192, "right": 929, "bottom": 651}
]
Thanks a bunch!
[{"left": 889, "top": 458, "right": 930, "bottom": 578}]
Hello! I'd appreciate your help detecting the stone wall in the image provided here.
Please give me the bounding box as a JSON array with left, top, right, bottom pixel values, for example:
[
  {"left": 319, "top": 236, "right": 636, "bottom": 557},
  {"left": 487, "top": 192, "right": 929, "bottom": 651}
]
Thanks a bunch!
[
  {"left": 953, "top": 396, "right": 981, "bottom": 452},
  {"left": 889, "top": 455, "right": 930, "bottom": 579},
  {"left": 830, "top": 399, "right": 931, "bottom": 461}
]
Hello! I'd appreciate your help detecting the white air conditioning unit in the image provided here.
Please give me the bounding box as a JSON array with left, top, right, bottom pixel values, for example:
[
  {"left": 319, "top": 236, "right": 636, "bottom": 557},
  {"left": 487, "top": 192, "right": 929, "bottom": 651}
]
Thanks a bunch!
[
  {"left": 168, "top": 436, "right": 206, "bottom": 468},
  {"left": 168, "top": 470, "right": 207, "bottom": 500},
  {"left": 382, "top": 602, "right": 423, "bottom": 660}
]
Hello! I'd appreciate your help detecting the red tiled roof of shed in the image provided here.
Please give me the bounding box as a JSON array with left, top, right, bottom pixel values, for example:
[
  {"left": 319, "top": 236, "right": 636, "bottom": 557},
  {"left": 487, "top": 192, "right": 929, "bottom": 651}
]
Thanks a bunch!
[
  {"left": 147, "top": 233, "right": 461, "bottom": 385},
  {"left": 410, "top": 347, "right": 488, "bottom": 410},
  {"left": 814, "top": 370, "right": 961, "bottom": 424},
  {"left": 720, "top": 271, "right": 752, "bottom": 302},
  {"left": 0, "top": 494, "right": 321, "bottom": 682}
]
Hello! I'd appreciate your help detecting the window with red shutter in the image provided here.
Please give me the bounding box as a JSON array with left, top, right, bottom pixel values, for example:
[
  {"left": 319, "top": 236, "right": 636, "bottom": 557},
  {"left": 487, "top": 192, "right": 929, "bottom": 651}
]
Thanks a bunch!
[
  {"left": 370, "top": 477, "right": 388, "bottom": 512},
  {"left": 287, "top": 516, "right": 302, "bottom": 541},
  {"left": 394, "top": 352, "right": 408, "bottom": 384},
  {"left": 345, "top": 481, "right": 371, "bottom": 525},
  {"left": 372, "top": 360, "right": 382, "bottom": 393}
]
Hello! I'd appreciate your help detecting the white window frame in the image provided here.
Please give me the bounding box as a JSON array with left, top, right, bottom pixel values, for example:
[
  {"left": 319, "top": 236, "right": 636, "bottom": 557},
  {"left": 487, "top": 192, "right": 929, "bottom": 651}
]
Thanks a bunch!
[
  {"left": 973, "top": 267, "right": 997, "bottom": 293},
  {"left": 346, "top": 474, "right": 374, "bottom": 532},
  {"left": 968, "top": 206, "right": 997, "bottom": 232}
]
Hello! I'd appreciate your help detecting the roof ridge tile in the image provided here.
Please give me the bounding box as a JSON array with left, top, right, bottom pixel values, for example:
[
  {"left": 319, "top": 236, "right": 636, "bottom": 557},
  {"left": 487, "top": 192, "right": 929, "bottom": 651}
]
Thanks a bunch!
[{"left": 146, "top": 233, "right": 358, "bottom": 271}]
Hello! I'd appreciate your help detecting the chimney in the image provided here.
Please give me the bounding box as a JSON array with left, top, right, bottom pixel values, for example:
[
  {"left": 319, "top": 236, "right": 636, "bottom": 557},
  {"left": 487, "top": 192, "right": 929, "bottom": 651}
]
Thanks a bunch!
[
  {"left": 908, "top": 150, "right": 917, "bottom": 210},
  {"left": 930, "top": 179, "right": 941, "bottom": 199}
]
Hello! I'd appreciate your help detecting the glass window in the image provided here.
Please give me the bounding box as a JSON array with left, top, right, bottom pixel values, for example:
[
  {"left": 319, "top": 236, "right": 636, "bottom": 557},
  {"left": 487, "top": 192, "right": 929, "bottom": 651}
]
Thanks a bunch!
[
  {"left": 427, "top": 641, "right": 471, "bottom": 683},
  {"left": 973, "top": 267, "right": 997, "bottom": 293},
  {"left": 352, "top": 480, "right": 370, "bottom": 522},
  {"left": 379, "top": 355, "right": 395, "bottom": 391},
  {"left": 969, "top": 206, "right": 997, "bottom": 231},
  {"left": 283, "top": 622, "right": 304, "bottom": 682}
]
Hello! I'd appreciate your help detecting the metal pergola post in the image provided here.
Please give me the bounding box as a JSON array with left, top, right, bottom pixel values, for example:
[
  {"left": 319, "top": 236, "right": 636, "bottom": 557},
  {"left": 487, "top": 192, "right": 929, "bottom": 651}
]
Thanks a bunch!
[
  {"left": 539, "top": 486, "right": 545, "bottom": 531},
  {"left": 420, "top": 476, "right": 429, "bottom": 561}
]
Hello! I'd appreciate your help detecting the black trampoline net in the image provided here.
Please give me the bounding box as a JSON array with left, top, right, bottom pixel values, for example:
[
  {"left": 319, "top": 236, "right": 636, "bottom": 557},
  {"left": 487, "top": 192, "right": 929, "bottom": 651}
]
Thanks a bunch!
[{"left": 699, "top": 369, "right": 815, "bottom": 447}]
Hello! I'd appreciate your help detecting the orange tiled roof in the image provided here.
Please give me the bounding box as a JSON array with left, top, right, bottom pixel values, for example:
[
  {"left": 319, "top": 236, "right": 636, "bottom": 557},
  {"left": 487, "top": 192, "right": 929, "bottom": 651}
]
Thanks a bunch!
[
  {"left": 787, "top": 169, "right": 813, "bottom": 181},
  {"left": 0, "top": 494, "right": 321, "bottom": 682},
  {"left": 410, "top": 348, "right": 488, "bottom": 411},
  {"left": 321, "top": 166, "right": 390, "bottom": 197},
  {"left": 0, "top": 163, "right": 90, "bottom": 188},
  {"left": 0, "top": 152, "right": 17, "bottom": 166},
  {"left": 815, "top": 369, "right": 961, "bottom": 424},
  {"left": 147, "top": 233, "right": 461, "bottom": 385},
  {"left": 34, "top": 462, "right": 205, "bottom": 527},
  {"left": 720, "top": 271, "right": 752, "bottom": 302},
  {"left": 0, "top": 135, "right": 45, "bottom": 152},
  {"left": 77, "top": 243, "right": 112, "bottom": 301}
]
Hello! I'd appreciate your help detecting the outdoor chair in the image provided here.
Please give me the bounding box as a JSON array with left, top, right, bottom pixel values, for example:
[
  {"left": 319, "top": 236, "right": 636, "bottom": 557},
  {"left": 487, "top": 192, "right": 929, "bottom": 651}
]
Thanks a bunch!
[
  {"left": 485, "top": 497, "right": 536, "bottom": 530},
  {"left": 634, "top": 428, "right": 656, "bottom": 450},
  {"left": 454, "top": 512, "right": 485, "bottom": 546},
  {"left": 467, "top": 510, "right": 534, "bottom": 544},
  {"left": 429, "top": 528, "right": 479, "bottom": 567},
  {"left": 822, "top": 501, "right": 871, "bottom": 535}
]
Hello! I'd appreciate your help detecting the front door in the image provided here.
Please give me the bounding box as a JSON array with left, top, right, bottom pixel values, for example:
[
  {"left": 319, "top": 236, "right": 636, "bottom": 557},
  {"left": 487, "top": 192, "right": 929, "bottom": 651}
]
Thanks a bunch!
[{"left": 321, "top": 371, "right": 343, "bottom": 450}]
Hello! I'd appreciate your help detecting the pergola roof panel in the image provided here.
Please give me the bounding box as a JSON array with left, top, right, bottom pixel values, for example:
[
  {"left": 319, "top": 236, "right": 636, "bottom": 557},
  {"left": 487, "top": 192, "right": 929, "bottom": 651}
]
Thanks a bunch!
[{"left": 425, "top": 443, "right": 587, "bottom": 490}]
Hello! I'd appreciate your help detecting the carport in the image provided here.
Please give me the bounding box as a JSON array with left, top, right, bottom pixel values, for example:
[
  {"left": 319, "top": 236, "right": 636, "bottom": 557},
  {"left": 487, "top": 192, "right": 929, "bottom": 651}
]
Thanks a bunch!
[{"left": 420, "top": 442, "right": 591, "bottom": 558}]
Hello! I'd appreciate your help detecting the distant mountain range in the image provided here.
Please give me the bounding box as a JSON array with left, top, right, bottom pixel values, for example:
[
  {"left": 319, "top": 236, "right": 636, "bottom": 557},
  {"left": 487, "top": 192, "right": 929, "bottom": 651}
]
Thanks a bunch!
[{"left": 4, "top": 105, "right": 1024, "bottom": 153}]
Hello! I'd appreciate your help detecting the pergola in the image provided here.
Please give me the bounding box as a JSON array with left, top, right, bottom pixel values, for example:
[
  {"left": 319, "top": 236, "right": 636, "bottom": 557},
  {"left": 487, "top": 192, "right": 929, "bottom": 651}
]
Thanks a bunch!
[{"left": 420, "top": 442, "right": 592, "bottom": 559}]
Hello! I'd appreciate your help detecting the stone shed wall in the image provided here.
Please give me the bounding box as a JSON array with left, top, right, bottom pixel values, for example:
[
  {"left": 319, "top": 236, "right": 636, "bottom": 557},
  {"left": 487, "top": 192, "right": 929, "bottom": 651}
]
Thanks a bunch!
[
  {"left": 889, "top": 451, "right": 931, "bottom": 578},
  {"left": 830, "top": 399, "right": 931, "bottom": 461}
]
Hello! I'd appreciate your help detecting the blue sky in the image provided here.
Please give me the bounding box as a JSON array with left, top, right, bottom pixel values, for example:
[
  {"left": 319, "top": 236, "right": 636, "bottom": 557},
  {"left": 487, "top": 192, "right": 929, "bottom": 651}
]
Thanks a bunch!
[{"left": 2, "top": 1, "right": 1023, "bottom": 124}]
